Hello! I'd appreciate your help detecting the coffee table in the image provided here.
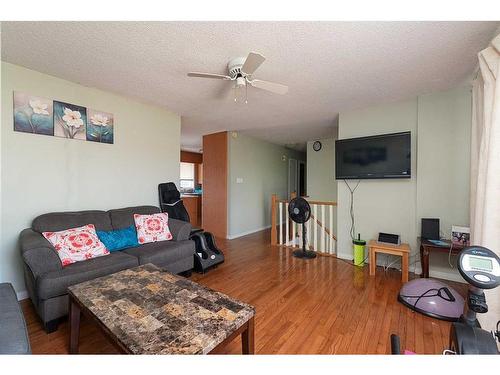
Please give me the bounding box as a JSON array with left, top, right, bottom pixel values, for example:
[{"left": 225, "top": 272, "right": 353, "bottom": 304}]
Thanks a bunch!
[{"left": 67, "top": 264, "right": 255, "bottom": 354}]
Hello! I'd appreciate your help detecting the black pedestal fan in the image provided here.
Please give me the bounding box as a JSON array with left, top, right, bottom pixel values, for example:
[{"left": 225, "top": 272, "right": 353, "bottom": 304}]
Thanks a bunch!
[{"left": 288, "top": 197, "right": 316, "bottom": 259}]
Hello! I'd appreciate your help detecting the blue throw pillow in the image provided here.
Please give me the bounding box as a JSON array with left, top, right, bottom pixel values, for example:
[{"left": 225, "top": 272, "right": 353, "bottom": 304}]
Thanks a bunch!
[{"left": 96, "top": 225, "right": 139, "bottom": 252}]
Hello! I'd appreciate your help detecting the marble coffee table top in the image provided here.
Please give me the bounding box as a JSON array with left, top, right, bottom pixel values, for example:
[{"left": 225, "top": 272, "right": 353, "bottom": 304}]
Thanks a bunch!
[{"left": 68, "top": 264, "right": 255, "bottom": 354}]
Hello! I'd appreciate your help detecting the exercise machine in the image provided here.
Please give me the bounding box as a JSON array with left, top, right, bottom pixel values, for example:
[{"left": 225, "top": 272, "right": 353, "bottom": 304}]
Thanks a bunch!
[
  {"left": 449, "top": 246, "right": 500, "bottom": 354},
  {"left": 393, "top": 246, "right": 500, "bottom": 354}
]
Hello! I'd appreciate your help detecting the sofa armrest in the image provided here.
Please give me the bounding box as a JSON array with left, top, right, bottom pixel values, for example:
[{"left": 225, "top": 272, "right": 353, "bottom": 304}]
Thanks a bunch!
[
  {"left": 19, "top": 228, "right": 62, "bottom": 278},
  {"left": 0, "top": 283, "right": 31, "bottom": 354},
  {"left": 168, "top": 219, "right": 192, "bottom": 241}
]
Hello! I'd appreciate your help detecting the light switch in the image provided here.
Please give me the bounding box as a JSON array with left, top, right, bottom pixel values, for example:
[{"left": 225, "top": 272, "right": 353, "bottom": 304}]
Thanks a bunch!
[{"left": 236, "top": 177, "right": 243, "bottom": 184}]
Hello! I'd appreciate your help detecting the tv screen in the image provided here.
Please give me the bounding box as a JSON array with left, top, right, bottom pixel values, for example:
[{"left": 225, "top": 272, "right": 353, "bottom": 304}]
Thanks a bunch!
[{"left": 335, "top": 132, "right": 411, "bottom": 179}]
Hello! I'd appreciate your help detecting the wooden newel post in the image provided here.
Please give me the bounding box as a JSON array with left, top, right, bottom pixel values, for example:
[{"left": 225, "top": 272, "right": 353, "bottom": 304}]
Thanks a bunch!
[{"left": 271, "top": 194, "right": 277, "bottom": 246}]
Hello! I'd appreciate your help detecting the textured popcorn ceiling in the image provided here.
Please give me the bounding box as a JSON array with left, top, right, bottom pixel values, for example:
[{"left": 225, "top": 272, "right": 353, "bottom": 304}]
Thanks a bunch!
[{"left": 2, "top": 21, "right": 498, "bottom": 152}]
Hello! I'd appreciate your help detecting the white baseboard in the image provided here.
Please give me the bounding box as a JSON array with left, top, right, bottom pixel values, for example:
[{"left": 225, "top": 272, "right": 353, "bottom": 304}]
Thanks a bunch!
[
  {"left": 337, "top": 251, "right": 402, "bottom": 269},
  {"left": 428, "top": 269, "right": 465, "bottom": 283},
  {"left": 16, "top": 290, "right": 29, "bottom": 301},
  {"left": 337, "top": 251, "right": 464, "bottom": 283},
  {"left": 227, "top": 225, "right": 271, "bottom": 240}
]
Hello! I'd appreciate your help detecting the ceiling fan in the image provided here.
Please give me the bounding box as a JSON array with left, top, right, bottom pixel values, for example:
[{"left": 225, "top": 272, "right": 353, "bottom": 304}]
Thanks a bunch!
[{"left": 187, "top": 52, "right": 288, "bottom": 103}]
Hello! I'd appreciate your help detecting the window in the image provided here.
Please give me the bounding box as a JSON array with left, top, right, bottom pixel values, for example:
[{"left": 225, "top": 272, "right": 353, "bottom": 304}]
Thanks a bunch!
[{"left": 180, "top": 162, "right": 195, "bottom": 190}]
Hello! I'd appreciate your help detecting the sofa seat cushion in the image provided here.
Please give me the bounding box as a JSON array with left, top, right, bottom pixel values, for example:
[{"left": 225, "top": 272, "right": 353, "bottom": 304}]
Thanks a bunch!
[
  {"left": 123, "top": 240, "right": 195, "bottom": 267},
  {"left": 37, "top": 252, "right": 138, "bottom": 300}
]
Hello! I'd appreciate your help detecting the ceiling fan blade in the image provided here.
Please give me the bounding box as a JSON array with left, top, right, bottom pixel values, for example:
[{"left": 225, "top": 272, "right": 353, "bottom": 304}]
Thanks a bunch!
[
  {"left": 250, "top": 79, "right": 288, "bottom": 95},
  {"left": 241, "top": 52, "right": 266, "bottom": 75},
  {"left": 187, "top": 72, "right": 231, "bottom": 80}
]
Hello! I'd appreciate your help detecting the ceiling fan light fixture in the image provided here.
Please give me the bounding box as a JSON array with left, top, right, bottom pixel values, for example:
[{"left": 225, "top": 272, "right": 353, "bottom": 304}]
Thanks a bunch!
[
  {"left": 233, "top": 77, "right": 248, "bottom": 104},
  {"left": 236, "top": 76, "right": 246, "bottom": 87}
]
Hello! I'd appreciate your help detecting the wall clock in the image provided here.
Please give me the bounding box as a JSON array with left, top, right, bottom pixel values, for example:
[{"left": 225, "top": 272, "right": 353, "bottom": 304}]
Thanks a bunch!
[{"left": 313, "top": 141, "right": 322, "bottom": 152}]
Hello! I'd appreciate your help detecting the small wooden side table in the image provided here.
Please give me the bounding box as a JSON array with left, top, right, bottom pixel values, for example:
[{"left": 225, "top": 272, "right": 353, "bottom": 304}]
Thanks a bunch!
[
  {"left": 419, "top": 238, "right": 463, "bottom": 278},
  {"left": 368, "top": 240, "right": 410, "bottom": 282}
]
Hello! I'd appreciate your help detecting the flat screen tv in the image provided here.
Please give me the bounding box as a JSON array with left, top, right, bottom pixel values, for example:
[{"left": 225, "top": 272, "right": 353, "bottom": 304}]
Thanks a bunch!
[{"left": 335, "top": 131, "right": 411, "bottom": 179}]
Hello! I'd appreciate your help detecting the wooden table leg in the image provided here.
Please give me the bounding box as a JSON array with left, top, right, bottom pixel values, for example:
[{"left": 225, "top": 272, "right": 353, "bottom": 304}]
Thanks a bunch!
[
  {"left": 420, "top": 245, "right": 429, "bottom": 278},
  {"left": 69, "top": 296, "right": 81, "bottom": 354},
  {"left": 419, "top": 244, "right": 424, "bottom": 278},
  {"left": 241, "top": 316, "right": 255, "bottom": 354},
  {"left": 369, "top": 248, "right": 376, "bottom": 276},
  {"left": 401, "top": 252, "right": 409, "bottom": 283}
]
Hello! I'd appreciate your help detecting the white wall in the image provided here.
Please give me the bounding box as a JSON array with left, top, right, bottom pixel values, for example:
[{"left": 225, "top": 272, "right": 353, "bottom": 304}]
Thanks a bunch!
[
  {"left": 227, "top": 133, "right": 305, "bottom": 239},
  {"left": 306, "top": 136, "right": 338, "bottom": 238},
  {"left": 306, "top": 136, "right": 337, "bottom": 202},
  {"left": 337, "top": 87, "right": 472, "bottom": 282},
  {"left": 337, "top": 99, "right": 419, "bottom": 268},
  {"left": 1, "top": 62, "right": 181, "bottom": 295},
  {"left": 416, "top": 88, "right": 471, "bottom": 279}
]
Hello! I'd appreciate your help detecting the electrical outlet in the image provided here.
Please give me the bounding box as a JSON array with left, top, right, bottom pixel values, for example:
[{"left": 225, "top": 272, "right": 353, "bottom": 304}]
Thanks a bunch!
[{"left": 236, "top": 177, "right": 243, "bottom": 184}]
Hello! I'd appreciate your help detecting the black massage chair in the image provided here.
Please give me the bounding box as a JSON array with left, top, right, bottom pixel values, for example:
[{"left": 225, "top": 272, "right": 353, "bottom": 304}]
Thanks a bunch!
[
  {"left": 158, "top": 182, "right": 224, "bottom": 273},
  {"left": 158, "top": 182, "right": 203, "bottom": 235}
]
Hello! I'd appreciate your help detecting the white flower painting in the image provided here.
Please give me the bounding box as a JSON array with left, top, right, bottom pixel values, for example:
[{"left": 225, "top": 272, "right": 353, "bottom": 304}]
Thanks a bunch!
[
  {"left": 13, "top": 92, "right": 54, "bottom": 135},
  {"left": 14, "top": 92, "right": 114, "bottom": 145},
  {"left": 87, "top": 108, "right": 114, "bottom": 144},
  {"left": 53, "top": 101, "right": 87, "bottom": 140}
]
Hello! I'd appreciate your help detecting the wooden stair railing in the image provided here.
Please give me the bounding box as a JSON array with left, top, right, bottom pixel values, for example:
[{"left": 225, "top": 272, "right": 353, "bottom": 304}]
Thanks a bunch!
[{"left": 271, "top": 194, "right": 337, "bottom": 255}]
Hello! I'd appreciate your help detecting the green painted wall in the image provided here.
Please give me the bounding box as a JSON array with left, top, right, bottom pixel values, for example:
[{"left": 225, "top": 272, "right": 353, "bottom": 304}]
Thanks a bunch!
[
  {"left": 336, "top": 87, "right": 471, "bottom": 282},
  {"left": 1, "top": 62, "right": 181, "bottom": 295},
  {"left": 227, "top": 133, "right": 305, "bottom": 239}
]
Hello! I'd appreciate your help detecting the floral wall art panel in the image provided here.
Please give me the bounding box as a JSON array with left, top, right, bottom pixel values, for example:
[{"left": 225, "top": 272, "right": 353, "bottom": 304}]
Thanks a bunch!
[
  {"left": 87, "top": 108, "right": 114, "bottom": 144},
  {"left": 53, "top": 100, "right": 87, "bottom": 140},
  {"left": 13, "top": 92, "right": 54, "bottom": 135}
]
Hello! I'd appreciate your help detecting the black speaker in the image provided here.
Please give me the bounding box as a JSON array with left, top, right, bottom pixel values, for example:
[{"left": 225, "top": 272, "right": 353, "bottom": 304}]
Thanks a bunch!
[
  {"left": 378, "top": 232, "right": 400, "bottom": 245},
  {"left": 421, "top": 218, "right": 440, "bottom": 240}
]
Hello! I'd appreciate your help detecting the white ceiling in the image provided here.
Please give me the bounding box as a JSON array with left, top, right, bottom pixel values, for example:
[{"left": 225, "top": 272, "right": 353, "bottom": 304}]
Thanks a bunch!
[{"left": 2, "top": 22, "right": 498, "bottom": 152}]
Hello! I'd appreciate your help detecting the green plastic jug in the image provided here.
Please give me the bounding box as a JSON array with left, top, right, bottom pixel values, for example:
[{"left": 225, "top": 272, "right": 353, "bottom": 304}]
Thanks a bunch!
[{"left": 353, "top": 236, "right": 366, "bottom": 267}]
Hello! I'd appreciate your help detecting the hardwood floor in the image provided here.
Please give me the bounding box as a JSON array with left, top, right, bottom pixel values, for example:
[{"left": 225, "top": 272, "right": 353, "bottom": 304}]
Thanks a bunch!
[{"left": 21, "top": 229, "right": 467, "bottom": 354}]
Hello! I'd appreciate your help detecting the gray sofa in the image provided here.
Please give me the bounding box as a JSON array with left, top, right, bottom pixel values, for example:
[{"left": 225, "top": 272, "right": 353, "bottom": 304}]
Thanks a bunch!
[
  {"left": 0, "top": 283, "right": 31, "bottom": 354},
  {"left": 19, "top": 205, "right": 194, "bottom": 333}
]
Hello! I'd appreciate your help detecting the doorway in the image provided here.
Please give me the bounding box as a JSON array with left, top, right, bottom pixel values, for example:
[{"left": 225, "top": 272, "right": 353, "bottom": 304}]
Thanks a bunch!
[
  {"left": 298, "top": 160, "right": 306, "bottom": 197},
  {"left": 288, "top": 159, "right": 307, "bottom": 197}
]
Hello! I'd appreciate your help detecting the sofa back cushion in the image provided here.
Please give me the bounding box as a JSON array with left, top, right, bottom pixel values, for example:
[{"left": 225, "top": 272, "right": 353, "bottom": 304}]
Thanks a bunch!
[
  {"left": 108, "top": 206, "right": 160, "bottom": 230},
  {"left": 32, "top": 210, "right": 113, "bottom": 233}
]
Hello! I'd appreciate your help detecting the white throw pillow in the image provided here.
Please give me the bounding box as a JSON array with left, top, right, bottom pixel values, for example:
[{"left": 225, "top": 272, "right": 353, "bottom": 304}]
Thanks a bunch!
[
  {"left": 42, "top": 224, "right": 109, "bottom": 267},
  {"left": 134, "top": 213, "right": 173, "bottom": 244}
]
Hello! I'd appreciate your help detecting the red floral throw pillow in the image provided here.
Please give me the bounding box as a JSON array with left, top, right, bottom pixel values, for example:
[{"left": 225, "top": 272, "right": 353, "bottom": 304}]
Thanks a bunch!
[
  {"left": 134, "top": 213, "right": 173, "bottom": 244},
  {"left": 42, "top": 224, "right": 110, "bottom": 267}
]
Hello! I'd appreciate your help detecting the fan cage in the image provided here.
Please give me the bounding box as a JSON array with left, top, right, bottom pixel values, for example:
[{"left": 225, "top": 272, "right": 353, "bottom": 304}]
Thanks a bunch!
[
  {"left": 288, "top": 198, "right": 312, "bottom": 224},
  {"left": 229, "top": 66, "right": 242, "bottom": 79}
]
